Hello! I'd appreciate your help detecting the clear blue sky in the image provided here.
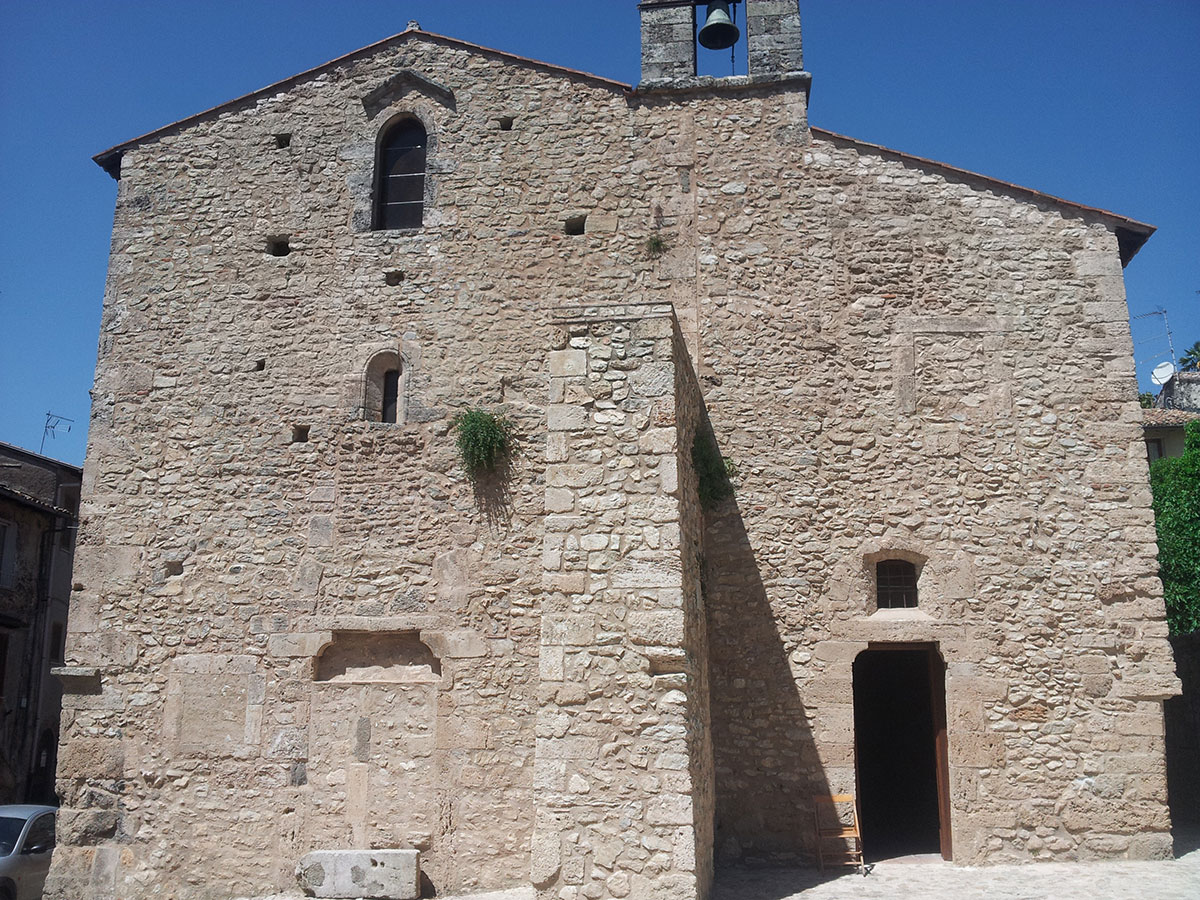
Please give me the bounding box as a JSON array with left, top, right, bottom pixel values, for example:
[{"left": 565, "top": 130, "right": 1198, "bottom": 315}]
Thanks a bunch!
[{"left": 2, "top": 1, "right": 1197, "bottom": 465}]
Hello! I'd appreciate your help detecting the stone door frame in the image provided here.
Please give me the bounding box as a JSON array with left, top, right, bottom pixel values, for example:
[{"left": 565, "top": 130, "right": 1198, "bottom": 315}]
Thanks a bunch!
[{"left": 852, "top": 641, "right": 953, "bottom": 862}]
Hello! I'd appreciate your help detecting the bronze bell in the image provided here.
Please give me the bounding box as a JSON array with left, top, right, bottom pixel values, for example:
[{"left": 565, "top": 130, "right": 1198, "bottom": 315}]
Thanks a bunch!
[{"left": 698, "top": 1, "right": 740, "bottom": 51}]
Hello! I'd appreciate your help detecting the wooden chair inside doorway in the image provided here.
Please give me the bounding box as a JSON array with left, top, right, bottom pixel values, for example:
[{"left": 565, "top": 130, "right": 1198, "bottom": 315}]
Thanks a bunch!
[{"left": 812, "top": 794, "right": 864, "bottom": 872}]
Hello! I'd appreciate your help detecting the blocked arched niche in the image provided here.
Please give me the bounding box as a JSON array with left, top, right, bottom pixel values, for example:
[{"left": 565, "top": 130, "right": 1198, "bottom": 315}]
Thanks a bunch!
[{"left": 315, "top": 632, "right": 441, "bottom": 683}]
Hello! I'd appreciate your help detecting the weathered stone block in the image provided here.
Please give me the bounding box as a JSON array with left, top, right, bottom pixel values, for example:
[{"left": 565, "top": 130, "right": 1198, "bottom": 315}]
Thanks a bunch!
[
  {"left": 296, "top": 849, "right": 419, "bottom": 899},
  {"left": 268, "top": 631, "right": 332, "bottom": 658},
  {"left": 58, "top": 737, "right": 124, "bottom": 779},
  {"left": 549, "top": 349, "right": 587, "bottom": 377}
]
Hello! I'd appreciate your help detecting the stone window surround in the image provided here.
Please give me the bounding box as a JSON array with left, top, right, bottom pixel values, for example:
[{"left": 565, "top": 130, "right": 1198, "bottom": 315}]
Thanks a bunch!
[
  {"left": 362, "top": 348, "right": 409, "bottom": 425},
  {"left": 345, "top": 340, "right": 416, "bottom": 425},
  {"left": 862, "top": 547, "right": 928, "bottom": 618},
  {"left": 353, "top": 104, "right": 445, "bottom": 234}
]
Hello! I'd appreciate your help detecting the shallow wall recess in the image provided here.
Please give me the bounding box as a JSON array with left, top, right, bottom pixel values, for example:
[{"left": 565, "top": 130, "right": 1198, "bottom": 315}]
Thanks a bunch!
[{"left": 315, "top": 632, "right": 441, "bottom": 683}]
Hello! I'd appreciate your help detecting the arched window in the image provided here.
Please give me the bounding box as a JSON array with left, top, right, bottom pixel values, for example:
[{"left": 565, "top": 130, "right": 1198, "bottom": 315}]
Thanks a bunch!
[
  {"left": 365, "top": 351, "right": 403, "bottom": 424},
  {"left": 876, "top": 559, "right": 918, "bottom": 609},
  {"left": 374, "top": 118, "right": 427, "bottom": 230}
]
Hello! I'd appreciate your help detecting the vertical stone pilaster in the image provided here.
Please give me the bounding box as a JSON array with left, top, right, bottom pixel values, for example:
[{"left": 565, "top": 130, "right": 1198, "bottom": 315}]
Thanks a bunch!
[
  {"left": 639, "top": 1, "right": 698, "bottom": 86},
  {"left": 745, "top": 0, "right": 804, "bottom": 76},
  {"left": 534, "top": 305, "right": 712, "bottom": 900}
]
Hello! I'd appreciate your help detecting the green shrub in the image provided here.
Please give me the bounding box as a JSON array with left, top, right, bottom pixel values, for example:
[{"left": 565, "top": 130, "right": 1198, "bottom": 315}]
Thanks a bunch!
[
  {"left": 692, "top": 432, "right": 736, "bottom": 509},
  {"left": 1150, "top": 420, "right": 1200, "bottom": 635},
  {"left": 453, "top": 408, "right": 513, "bottom": 477}
]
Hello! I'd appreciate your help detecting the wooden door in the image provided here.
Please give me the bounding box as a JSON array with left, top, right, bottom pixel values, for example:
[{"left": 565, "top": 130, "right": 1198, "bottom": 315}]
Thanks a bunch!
[{"left": 928, "top": 647, "right": 952, "bottom": 860}]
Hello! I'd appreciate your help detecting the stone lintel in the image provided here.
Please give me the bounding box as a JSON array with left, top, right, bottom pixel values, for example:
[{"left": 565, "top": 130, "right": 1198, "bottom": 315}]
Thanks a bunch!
[
  {"left": 549, "top": 302, "right": 677, "bottom": 326},
  {"left": 633, "top": 70, "right": 812, "bottom": 98}
]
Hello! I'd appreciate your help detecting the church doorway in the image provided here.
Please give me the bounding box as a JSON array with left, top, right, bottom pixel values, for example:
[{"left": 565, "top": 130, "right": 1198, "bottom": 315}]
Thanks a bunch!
[{"left": 852, "top": 643, "right": 951, "bottom": 861}]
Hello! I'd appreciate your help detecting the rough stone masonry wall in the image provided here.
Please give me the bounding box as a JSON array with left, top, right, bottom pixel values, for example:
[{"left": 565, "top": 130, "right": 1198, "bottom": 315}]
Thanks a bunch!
[
  {"left": 53, "top": 17, "right": 1183, "bottom": 900},
  {"left": 685, "top": 111, "right": 1180, "bottom": 862},
  {"left": 49, "top": 35, "right": 683, "bottom": 900},
  {"left": 533, "top": 306, "right": 712, "bottom": 900}
]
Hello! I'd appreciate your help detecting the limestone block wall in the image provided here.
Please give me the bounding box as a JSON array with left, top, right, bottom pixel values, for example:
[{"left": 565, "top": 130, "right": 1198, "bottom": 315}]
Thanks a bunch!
[
  {"left": 53, "top": 15, "right": 1182, "bottom": 898},
  {"left": 690, "top": 124, "right": 1179, "bottom": 863},
  {"left": 49, "top": 34, "right": 682, "bottom": 900},
  {"left": 533, "top": 305, "right": 712, "bottom": 900}
]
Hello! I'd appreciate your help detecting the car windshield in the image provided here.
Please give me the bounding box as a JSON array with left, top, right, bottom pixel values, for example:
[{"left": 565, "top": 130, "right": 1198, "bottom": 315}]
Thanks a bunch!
[{"left": 0, "top": 816, "right": 25, "bottom": 856}]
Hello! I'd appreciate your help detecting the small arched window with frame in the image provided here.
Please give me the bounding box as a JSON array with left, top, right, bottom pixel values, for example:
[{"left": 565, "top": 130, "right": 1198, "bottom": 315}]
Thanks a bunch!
[
  {"left": 374, "top": 118, "right": 427, "bottom": 230},
  {"left": 876, "top": 559, "right": 918, "bottom": 609},
  {"left": 364, "top": 351, "right": 404, "bottom": 424}
]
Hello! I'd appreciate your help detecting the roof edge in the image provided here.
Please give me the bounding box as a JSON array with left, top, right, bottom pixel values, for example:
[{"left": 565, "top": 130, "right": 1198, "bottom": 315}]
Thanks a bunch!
[
  {"left": 93, "top": 28, "right": 632, "bottom": 179},
  {"left": 0, "top": 440, "right": 83, "bottom": 476},
  {"left": 810, "top": 127, "right": 1155, "bottom": 266}
]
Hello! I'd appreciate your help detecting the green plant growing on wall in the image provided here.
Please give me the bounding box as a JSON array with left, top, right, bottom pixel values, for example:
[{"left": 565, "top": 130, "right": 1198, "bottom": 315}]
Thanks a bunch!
[
  {"left": 453, "top": 408, "right": 513, "bottom": 478},
  {"left": 646, "top": 234, "right": 666, "bottom": 259},
  {"left": 692, "top": 432, "right": 737, "bottom": 509},
  {"left": 1150, "top": 420, "right": 1200, "bottom": 635}
]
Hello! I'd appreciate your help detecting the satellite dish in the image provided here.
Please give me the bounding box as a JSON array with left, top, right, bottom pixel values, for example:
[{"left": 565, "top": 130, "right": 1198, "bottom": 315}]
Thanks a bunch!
[{"left": 1150, "top": 362, "right": 1176, "bottom": 386}]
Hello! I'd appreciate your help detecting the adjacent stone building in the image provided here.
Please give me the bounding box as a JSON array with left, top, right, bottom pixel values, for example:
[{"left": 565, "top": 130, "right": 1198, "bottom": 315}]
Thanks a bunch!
[
  {"left": 0, "top": 441, "right": 80, "bottom": 805},
  {"left": 51, "top": 3, "right": 1181, "bottom": 898}
]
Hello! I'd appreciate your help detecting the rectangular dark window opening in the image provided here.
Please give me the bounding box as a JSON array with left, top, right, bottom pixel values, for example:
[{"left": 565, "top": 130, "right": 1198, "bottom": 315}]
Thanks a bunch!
[
  {"left": 380, "top": 201, "right": 423, "bottom": 230},
  {"left": 49, "top": 623, "right": 65, "bottom": 665},
  {"left": 266, "top": 237, "right": 291, "bottom": 257},
  {"left": 564, "top": 215, "right": 587, "bottom": 236},
  {"left": 255, "top": 358, "right": 267, "bottom": 372},
  {"left": 498, "top": 116, "right": 515, "bottom": 131},
  {"left": 274, "top": 133, "right": 292, "bottom": 149},
  {"left": 0, "top": 633, "right": 8, "bottom": 699},
  {"left": 292, "top": 425, "right": 311, "bottom": 443},
  {"left": 876, "top": 560, "right": 918, "bottom": 609},
  {"left": 1147, "top": 438, "right": 1164, "bottom": 463},
  {"left": 385, "top": 270, "right": 405, "bottom": 286},
  {"left": 382, "top": 370, "right": 400, "bottom": 424}
]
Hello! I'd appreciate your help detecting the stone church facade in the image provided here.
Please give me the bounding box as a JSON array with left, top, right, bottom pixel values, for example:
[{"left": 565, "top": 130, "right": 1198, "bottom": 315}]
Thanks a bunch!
[{"left": 50, "top": 2, "right": 1180, "bottom": 898}]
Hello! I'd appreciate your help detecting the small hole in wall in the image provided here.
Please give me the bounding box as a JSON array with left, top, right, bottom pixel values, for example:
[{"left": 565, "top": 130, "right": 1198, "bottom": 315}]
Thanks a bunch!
[
  {"left": 254, "top": 358, "right": 266, "bottom": 371},
  {"left": 497, "top": 116, "right": 515, "bottom": 131},
  {"left": 564, "top": 215, "right": 586, "bottom": 236},
  {"left": 292, "top": 425, "right": 310, "bottom": 443},
  {"left": 274, "top": 133, "right": 292, "bottom": 149},
  {"left": 266, "top": 237, "right": 291, "bottom": 257},
  {"left": 384, "top": 270, "right": 405, "bottom": 286},
  {"left": 165, "top": 561, "right": 184, "bottom": 577}
]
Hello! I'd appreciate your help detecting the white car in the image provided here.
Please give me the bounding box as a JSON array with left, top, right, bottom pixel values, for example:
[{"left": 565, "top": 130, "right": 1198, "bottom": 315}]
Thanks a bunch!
[{"left": 0, "top": 806, "right": 56, "bottom": 900}]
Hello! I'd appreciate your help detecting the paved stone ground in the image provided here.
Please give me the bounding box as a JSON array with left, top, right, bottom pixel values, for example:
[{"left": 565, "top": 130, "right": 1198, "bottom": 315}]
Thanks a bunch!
[
  {"left": 713, "top": 843, "right": 1200, "bottom": 900},
  {"left": 239, "top": 840, "right": 1200, "bottom": 900}
]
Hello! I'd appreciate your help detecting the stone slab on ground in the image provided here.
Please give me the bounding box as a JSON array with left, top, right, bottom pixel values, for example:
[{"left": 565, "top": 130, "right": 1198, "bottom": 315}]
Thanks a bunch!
[
  {"left": 713, "top": 845, "right": 1200, "bottom": 900},
  {"left": 235, "top": 886, "right": 534, "bottom": 900},
  {"left": 296, "top": 849, "right": 419, "bottom": 899}
]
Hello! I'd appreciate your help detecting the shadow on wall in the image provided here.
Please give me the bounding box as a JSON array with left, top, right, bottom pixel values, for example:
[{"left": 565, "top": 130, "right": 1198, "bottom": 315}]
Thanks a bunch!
[
  {"left": 703, "top": 489, "right": 835, "bottom": 870},
  {"left": 1166, "top": 632, "right": 1200, "bottom": 856}
]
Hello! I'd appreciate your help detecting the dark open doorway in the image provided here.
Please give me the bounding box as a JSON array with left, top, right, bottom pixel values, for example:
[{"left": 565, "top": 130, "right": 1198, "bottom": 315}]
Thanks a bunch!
[{"left": 852, "top": 644, "right": 951, "bottom": 862}]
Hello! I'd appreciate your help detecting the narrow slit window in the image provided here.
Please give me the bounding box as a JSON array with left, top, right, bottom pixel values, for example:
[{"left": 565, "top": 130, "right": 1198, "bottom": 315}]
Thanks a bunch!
[
  {"left": 375, "top": 119, "right": 427, "bottom": 230},
  {"left": 382, "top": 369, "right": 400, "bottom": 424},
  {"left": 876, "top": 560, "right": 918, "bottom": 609}
]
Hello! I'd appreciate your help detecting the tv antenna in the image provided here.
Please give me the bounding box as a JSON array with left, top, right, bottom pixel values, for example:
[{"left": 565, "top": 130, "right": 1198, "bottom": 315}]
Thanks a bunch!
[
  {"left": 40, "top": 412, "right": 74, "bottom": 454},
  {"left": 1132, "top": 306, "right": 1177, "bottom": 380}
]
